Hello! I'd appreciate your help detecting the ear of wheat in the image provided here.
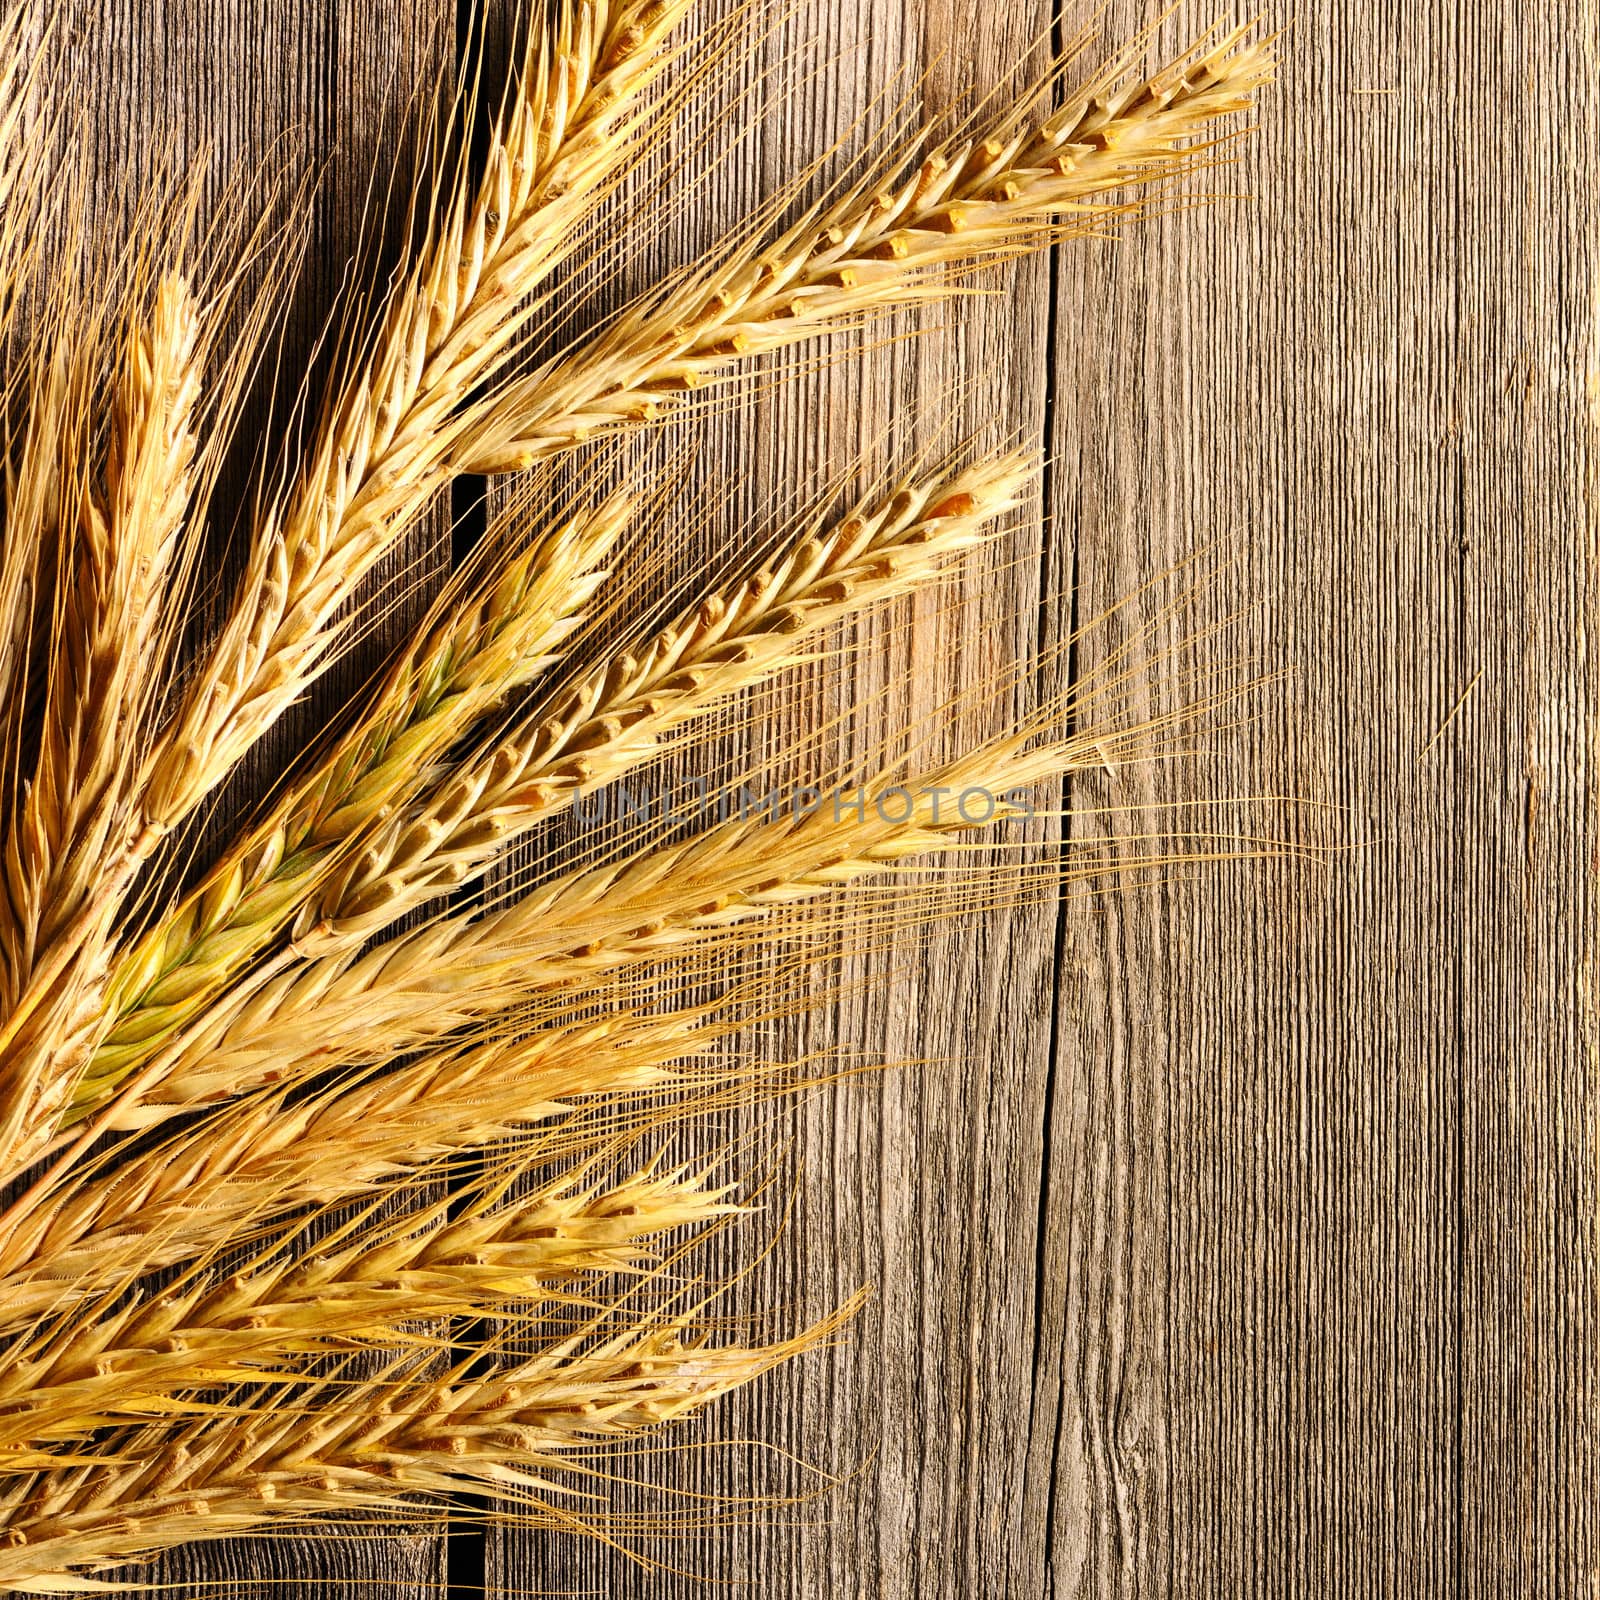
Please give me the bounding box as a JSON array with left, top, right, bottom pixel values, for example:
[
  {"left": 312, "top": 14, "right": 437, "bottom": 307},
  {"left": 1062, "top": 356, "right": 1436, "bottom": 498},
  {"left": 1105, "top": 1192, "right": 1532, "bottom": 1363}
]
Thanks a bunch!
[{"left": 0, "top": 1, "right": 1276, "bottom": 1587}]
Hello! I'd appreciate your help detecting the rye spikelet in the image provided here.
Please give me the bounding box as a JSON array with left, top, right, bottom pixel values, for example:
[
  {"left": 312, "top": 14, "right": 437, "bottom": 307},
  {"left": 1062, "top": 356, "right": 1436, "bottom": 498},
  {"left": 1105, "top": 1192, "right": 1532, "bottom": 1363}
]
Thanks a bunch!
[
  {"left": 305, "top": 452, "right": 1033, "bottom": 942},
  {"left": 0, "top": 0, "right": 691, "bottom": 1165},
  {"left": 142, "top": 718, "right": 1196, "bottom": 1111},
  {"left": 0, "top": 279, "right": 206, "bottom": 1167},
  {"left": 0, "top": 1304, "right": 858, "bottom": 1589},
  {"left": 137, "top": 0, "right": 692, "bottom": 842},
  {"left": 3, "top": 277, "right": 199, "bottom": 992},
  {"left": 68, "top": 452, "right": 1021, "bottom": 1124},
  {"left": 0, "top": 1009, "right": 732, "bottom": 1317}
]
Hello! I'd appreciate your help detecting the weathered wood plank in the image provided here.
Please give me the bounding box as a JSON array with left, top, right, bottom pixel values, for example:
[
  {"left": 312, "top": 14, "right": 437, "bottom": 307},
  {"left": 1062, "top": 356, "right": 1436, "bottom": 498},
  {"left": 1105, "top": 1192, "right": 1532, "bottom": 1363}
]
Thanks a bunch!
[
  {"left": 1039, "top": 2, "right": 1598, "bottom": 1596},
  {"left": 1040, "top": 3, "right": 1470, "bottom": 1591},
  {"left": 1451, "top": 5, "right": 1596, "bottom": 1592},
  {"left": 49, "top": 0, "right": 1600, "bottom": 1594},
  {"left": 479, "top": 0, "right": 1063, "bottom": 1593}
]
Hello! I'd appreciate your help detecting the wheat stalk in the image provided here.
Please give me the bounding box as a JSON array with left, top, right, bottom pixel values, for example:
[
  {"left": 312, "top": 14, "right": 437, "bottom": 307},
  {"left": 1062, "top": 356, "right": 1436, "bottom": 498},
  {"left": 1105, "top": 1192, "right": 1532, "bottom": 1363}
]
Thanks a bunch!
[
  {"left": 311, "top": 451, "right": 1033, "bottom": 941},
  {"left": 81, "top": 491, "right": 627, "bottom": 1099},
  {"left": 0, "top": 1010, "right": 725, "bottom": 1321},
  {"left": 0, "top": 5, "right": 33, "bottom": 228},
  {"left": 0, "top": 1305, "right": 855, "bottom": 1587},
  {"left": 149, "top": 731, "right": 1118, "bottom": 1105},
  {"left": 2, "top": 278, "right": 199, "bottom": 994},
  {"left": 457, "top": 23, "right": 1273, "bottom": 472},
  {"left": 0, "top": 0, "right": 690, "bottom": 1165},
  {"left": 2, "top": 1163, "right": 738, "bottom": 1449},
  {"left": 63, "top": 449, "right": 1024, "bottom": 1128},
  {"left": 0, "top": 280, "right": 206, "bottom": 1166},
  {"left": 0, "top": 3, "right": 58, "bottom": 358},
  {"left": 136, "top": 0, "right": 691, "bottom": 843}
]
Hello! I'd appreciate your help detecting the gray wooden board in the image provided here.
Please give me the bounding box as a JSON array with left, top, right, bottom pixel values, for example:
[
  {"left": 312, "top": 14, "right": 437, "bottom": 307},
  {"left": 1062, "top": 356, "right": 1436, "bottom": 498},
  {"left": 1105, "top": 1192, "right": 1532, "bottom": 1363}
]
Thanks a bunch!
[{"left": 37, "top": 0, "right": 1600, "bottom": 1594}]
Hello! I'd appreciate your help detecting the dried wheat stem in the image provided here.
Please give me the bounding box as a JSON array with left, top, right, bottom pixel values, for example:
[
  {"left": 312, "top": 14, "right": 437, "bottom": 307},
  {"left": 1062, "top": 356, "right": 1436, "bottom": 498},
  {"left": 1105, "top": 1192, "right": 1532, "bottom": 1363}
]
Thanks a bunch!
[
  {"left": 2, "top": 1165, "right": 736, "bottom": 1450},
  {"left": 306, "top": 451, "right": 1032, "bottom": 945},
  {"left": 6, "top": 278, "right": 197, "bottom": 977},
  {"left": 136, "top": 0, "right": 687, "bottom": 844},
  {"left": 68, "top": 451, "right": 1024, "bottom": 1131},
  {"left": 0, "top": 3, "right": 64, "bottom": 771},
  {"left": 166, "top": 732, "right": 1108, "bottom": 1098},
  {"left": 458, "top": 26, "right": 1273, "bottom": 472},
  {"left": 0, "top": 1010, "right": 716, "bottom": 1318},
  {"left": 0, "top": 1305, "right": 851, "bottom": 1589},
  {"left": 0, "top": 281, "right": 201, "bottom": 1166},
  {"left": 0, "top": 0, "right": 689, "bottom": 1121},
  {"left": 0, "top": 349, "right": 85, "bottom": 944},
  {"left": 79, "top": 495, "right": 626, "bottom": 1104}
]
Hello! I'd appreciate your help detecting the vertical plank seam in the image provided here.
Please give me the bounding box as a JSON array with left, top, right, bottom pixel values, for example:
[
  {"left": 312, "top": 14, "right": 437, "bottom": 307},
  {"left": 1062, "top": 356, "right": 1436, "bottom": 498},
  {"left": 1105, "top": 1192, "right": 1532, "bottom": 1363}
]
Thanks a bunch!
[
  {"left": 1448, "top": 0, "right": 1468, "bottom": 1561},
  {"left": 445, "top": 4, "right": 490, "bottom": 1595},
  {"left": 1028, "top": 10, "right": 1072, "bottom": 1598},
  {"left": 1451, "top": 448, "right": 1467, "bottom": 1600}
]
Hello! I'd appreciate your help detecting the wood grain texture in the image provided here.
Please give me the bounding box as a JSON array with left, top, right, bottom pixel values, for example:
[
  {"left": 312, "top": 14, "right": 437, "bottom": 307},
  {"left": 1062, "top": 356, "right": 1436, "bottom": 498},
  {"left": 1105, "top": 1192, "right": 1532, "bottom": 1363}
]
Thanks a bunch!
[{"left": 47, "top": 0, "right": 1600, "bottom": 1595}]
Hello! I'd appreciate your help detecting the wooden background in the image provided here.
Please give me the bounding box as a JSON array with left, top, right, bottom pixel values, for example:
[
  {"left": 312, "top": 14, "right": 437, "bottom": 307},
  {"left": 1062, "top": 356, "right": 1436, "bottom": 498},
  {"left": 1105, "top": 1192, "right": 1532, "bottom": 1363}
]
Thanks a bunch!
[{"left": 55, "top": 0, "right": 1598, "bottom": 1594}]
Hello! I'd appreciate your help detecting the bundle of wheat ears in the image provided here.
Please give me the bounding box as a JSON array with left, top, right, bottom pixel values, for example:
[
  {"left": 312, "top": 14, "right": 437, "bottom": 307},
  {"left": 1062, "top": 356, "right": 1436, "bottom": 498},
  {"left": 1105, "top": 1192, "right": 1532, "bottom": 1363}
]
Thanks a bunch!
[{"left": 0, "top": 0, "right": 1273, "bottom": 1586}]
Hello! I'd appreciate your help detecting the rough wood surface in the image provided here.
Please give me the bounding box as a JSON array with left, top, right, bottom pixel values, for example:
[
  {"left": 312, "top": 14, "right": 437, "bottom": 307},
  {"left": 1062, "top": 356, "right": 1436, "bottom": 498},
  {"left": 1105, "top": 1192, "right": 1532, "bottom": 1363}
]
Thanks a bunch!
[{"left": 56, "top": 0, "right": 1599, "bottom": 1594}]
